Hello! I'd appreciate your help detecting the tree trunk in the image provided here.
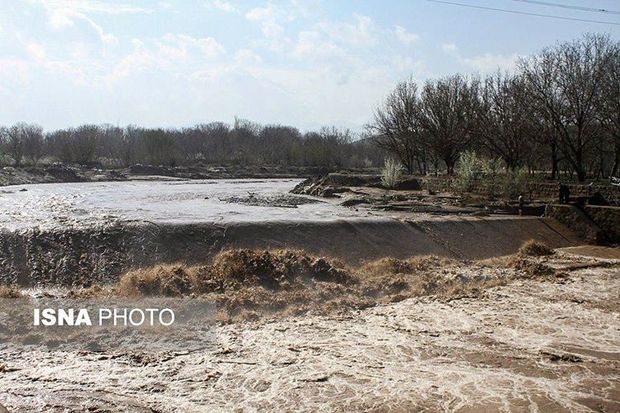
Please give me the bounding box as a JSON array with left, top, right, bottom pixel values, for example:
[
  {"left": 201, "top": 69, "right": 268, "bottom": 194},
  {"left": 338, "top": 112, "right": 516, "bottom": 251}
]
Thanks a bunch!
[
  {"left": 550, "top": 143, "right": 558, "bottom": 180},
  {"left": 611, "top": 142, "right": 620, "bottom": 178},
  {"left": 445, "top": 157, "right": 455, "bottom": 175},
  {"left": 574, "top": 151, "right": 586, "bottom": 182}
]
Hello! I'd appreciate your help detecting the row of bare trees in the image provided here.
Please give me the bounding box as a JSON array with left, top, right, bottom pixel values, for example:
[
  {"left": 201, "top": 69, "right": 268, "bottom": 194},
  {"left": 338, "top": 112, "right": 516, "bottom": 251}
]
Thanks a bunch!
[
  {"left": 0, "top": 119, "right": 383, "bottom": 169},
  {"left": 367, "top": 34, "right": 619, "bottom": 181},
  {"left": 2, "top": 34, "right": 615, "bottom": 180}
]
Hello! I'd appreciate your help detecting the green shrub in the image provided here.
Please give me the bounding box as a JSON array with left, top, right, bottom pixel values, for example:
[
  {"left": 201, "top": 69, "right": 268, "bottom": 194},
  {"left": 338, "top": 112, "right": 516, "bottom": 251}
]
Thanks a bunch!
[
  {"left": 456, "top": 152, "right": 531, "bottom": 198},
  {"left": 455, "top": 151, "right": 482, "bottom": 192},
  {"left": 481, "top": 157, "right": 503, "bottom": 196},
  {"left": 502, "top": 167, "right": 529, "bottom": 198},
  {"left": 381, "top": 158, "right": 402, "bottom": 189}
]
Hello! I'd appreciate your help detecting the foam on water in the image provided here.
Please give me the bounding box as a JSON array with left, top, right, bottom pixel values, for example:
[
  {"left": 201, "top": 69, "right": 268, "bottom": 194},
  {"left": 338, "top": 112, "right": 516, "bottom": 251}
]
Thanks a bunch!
[{"left": 0, "top": 179, "right": 374, "bottom": 230}]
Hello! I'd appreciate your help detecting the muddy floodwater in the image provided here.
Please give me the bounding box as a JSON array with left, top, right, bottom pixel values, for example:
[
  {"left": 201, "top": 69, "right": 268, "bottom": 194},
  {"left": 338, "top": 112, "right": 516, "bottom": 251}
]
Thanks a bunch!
[
  {"left": 0, "top": 179, "right": 373, "bottom": 230},
  {"left": 0, "top": 179, "right": 617, "bottom": 411},
  {"left": 0, "top": 178, "right": 582, "bottom": 286},
  {"left": 0, "top": 251, "right": 618, "bottom": 412}
]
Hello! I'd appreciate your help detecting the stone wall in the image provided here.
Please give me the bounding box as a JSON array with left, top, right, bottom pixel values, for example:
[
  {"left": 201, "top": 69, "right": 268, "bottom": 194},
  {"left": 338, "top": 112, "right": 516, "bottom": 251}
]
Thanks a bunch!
[
  {"left": 527, "top": 182, "right": 620, "bottom": 204},
  {"left": 419, "top": 176, "right": 620, "bottom": 204},
  {"left": 545, "top": 204, "right": 620, "bottom": 244},
  {"left": 545, "top": 204, "right": 603, "bottom": 243},
  {"left": 585, "top": 205, "right": 620, "bottom": 243}
]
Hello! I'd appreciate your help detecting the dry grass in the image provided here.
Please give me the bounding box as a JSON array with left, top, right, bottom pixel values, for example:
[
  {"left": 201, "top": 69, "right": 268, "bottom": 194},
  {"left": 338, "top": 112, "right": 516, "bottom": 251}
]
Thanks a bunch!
[
  {"left": 209, "top": 249, "right": 352, "bottom": 288},
  {"left": 116, "top": 249, "right": 352, "bottom": 298},
  {"left": 518, "top": 240, "right": 554, "bottom": 257},
  {"left": 359, "top": 255, "right": 452, "bottom": 277},
  {"left": 509, "top": 258, "right": 556, "bottom": 279},
  {"left": 68, "top": 247, "right": 561, "bottom": 322},
  {"left": 118, "top": 264, "right": 200, "bottom": 297},
  {"left": 0, "top": 286, "right": 22, "bottom": 298}
]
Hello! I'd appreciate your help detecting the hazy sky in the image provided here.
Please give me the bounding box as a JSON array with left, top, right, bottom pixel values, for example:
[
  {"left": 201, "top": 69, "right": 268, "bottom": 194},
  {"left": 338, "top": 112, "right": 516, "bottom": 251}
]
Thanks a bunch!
[{"left": 0, "top": 0, "right": 618, "bottom": 131}]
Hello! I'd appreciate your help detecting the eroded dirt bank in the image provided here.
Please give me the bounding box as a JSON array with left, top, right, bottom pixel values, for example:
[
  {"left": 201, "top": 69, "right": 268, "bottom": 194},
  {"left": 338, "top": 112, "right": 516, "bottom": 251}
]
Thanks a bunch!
[
  {"left": 0, "top": 249, "right": 618, "bottom": 412},
  {"left": 0, "top": 164, "right": 327, "bottom": 187}
]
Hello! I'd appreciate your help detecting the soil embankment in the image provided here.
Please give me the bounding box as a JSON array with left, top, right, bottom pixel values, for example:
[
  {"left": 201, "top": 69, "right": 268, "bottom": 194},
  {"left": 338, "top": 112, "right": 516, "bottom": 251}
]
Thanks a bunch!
[{"left": 0, "top": 164, "right": 328, "bottom": 187}]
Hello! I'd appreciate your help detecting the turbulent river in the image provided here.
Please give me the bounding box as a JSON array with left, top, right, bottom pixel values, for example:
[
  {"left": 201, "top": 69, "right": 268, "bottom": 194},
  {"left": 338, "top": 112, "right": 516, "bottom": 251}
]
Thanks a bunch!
[
  {"left": 0, "top": 179, "right": 373, "bottom": 230},
  {"left": 0, "top": 178, "right": 579, "bottom": 286}
]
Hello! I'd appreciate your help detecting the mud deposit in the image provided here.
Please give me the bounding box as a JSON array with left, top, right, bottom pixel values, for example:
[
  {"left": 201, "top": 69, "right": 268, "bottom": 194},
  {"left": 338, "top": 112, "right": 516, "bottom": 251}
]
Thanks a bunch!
[{"left": 0, "top": 250, "right": 618, "bottom": 412}]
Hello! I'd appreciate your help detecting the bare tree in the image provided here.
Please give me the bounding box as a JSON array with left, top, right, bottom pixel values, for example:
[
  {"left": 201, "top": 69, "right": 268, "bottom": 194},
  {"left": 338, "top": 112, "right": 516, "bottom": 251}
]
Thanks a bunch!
[
  {"left": 476, "top": 73, "right": 535, "bottom": 170},
  {"left": 319, "top": 126, "right": 352, "bottom": 168},
  {"left": 0, "top": 127, "right": 7, "bottom": 165},
  {"left": 519, "top": 34, "right": 613, "bottom": 181},
  {"left": 119, "top": 125, "right": 141, "bottom": 167},
  {"left": 418, "top": 74, "right": 479, "bottom": 174},
  {"left": 71, "top": 125, "right": 99, "bottom": 165},
  {"left": 5, "top": 123, "right": 28, "bottom": 166},
  {"left": 23, "top": 124, "right": 44, "bottom": 166},
  {"left": 258, "top": 125, "right": 302, "bottom": 165},
  {"left": 366, "top": 79, "right": 423, "bottom": 174},
  {"left": 596, "top": 40, "right": 620, "bottom": 178},
  {"left": 141, "top": 128, "right": 179, "bottom": 166}
]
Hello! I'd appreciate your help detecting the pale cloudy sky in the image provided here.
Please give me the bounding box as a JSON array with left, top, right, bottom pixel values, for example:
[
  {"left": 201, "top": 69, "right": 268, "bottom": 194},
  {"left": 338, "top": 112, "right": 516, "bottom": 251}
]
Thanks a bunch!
[{"left": 0, "top": 0, "right": 618, "bottom": 131}]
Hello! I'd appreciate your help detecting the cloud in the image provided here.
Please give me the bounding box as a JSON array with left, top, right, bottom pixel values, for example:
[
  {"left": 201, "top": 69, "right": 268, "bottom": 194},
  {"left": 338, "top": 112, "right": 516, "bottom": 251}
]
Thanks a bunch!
[
  {"left": 33, "top": 0, "right": 147, "bottom": 16},
  {"left": 392, "top": 55, "right": 426, "bottom": 75},
  {"left": 160, "top": 33, "right": 225, "bottom": 59},
  {"left": 48, "top": 8, "right": 75, "bottom": 29},
  {"left": 245, "top": 4, "right": 292, "bottom": 51},
  {"left": 319, "top": 14, "right": 376, "bottom": 46},
  {"left": 31, "top": 0, "right": 146, "bottom": 44},
  {"left": 26, "top": 42, "right": 47, "bottom": 62},
  {"left": 0, "top": 58, "right": 30, "bottom": 83},
  {"left": 235, "top": 49, "right": 262, "bottom": 65},
  {"left": 461, "top": 53, "right": 519, "bottom": 72},
  {"left": 246, "top": 5, "right": 284, "bottom": 37},
  {"left": 442, "top": 43, "right": 457, "bottom": 53},
  {"left": 110, "top": 34, "right": 226, "bottom": 81},
  {"left": 442, "top": 43, "right": 518, "bottom": 72},
  {"left": 34, "top": 0, "right": 147, "bottom": 27},
  {"left": 110, "top": 40, "right": 154, "bottom": 80},
  {"left": 293, "top": 31, "right": 343, "bottom": 61},
  {"left": 83, "top": 15, "right": 118, "bottom": 44},
  {"left": 394, "top": 25, "right": 419, "bottom": 45},
  {"left": 245, "top": 6, "right": 275, "bottom": 21},
  {"left": 206, "top": 0, "right": 237, "bottom": 13}
]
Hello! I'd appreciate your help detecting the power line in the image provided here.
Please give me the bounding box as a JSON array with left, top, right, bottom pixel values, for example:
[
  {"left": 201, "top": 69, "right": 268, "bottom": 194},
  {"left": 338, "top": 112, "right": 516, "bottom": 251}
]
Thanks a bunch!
[
  {"left": 425, "top": 0, "right": 620, "bottom": 25},
  {"left": 512, "top": 0, "right": 620, "bottom": 15}
]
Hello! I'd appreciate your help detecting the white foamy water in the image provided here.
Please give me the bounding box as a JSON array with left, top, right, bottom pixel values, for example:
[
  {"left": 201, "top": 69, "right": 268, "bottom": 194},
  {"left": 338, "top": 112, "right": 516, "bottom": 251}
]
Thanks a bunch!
[{"left": 0, "top": 179, "right": 374, "bottom": 230}]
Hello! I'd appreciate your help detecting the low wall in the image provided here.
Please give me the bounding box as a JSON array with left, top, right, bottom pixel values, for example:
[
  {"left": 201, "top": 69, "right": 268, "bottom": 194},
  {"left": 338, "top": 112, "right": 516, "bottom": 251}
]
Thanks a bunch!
[
  {"left": 419, "top": 176, "right": 620, "bottom": 203},
  {"left": 529, "top": 183, "right": 620, "bottom": 204},
  {"left": 0, "top": 217, "right": 579, "bottom": 287},
  {"left": 584, "top": 205, "right": 620, "bottom": 243}
]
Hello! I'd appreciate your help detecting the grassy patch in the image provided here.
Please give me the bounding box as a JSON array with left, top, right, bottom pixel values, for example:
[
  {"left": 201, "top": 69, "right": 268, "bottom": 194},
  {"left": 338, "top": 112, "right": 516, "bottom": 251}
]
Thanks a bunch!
[{"left": 0, "top": 286, "right": 22, "bottom": 298}]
